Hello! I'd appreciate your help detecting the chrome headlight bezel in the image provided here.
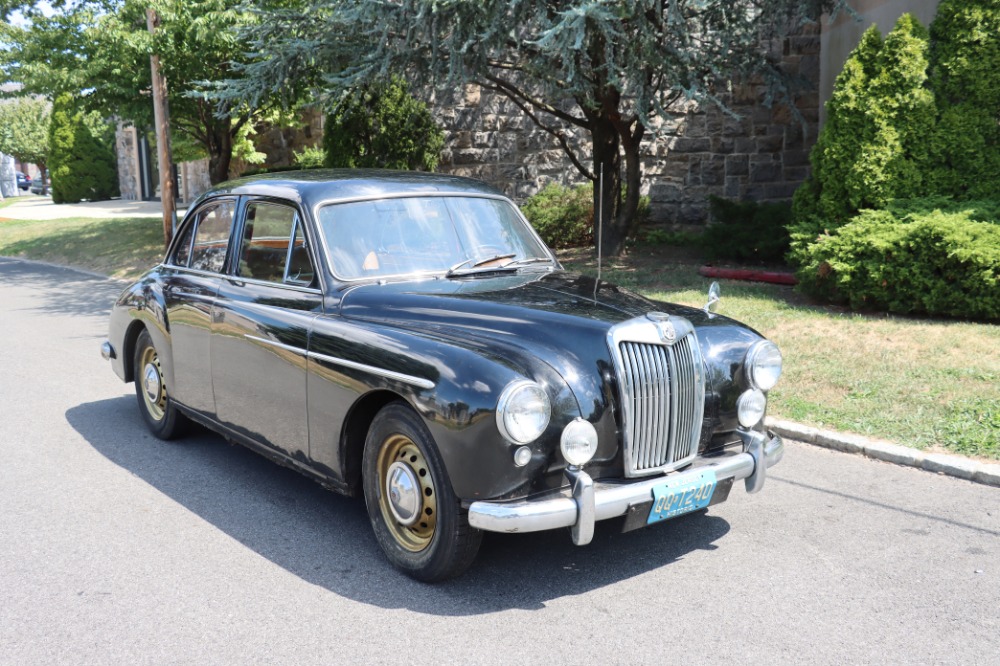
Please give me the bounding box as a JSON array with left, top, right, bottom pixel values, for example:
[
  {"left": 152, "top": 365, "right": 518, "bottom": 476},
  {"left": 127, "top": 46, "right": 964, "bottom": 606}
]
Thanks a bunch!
[
  {"left": 745, "top": 340, "right": 783, "bottom": 391},
  {"left": 496, "top": 380, "right": 551, "bottom": 444}
]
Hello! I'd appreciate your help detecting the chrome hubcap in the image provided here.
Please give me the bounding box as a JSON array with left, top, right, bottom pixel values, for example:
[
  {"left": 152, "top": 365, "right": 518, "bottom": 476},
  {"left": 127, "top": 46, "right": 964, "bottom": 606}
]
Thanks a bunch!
[
  {"left": 386, "top": 461, "right": 421, "bottom": 526},
  {"left": 143, "top": 363, "right": 162, "bottom": 403}
]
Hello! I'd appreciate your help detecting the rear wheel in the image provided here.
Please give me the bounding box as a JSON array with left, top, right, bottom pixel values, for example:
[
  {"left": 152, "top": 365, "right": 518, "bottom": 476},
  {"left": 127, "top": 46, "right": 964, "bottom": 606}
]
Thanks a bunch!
[
  {"left": 133, "top": 329, "right": 187, "bottom": 440},
  {"left": 362, "top": 402, "right": 482, "bottom": 582}
]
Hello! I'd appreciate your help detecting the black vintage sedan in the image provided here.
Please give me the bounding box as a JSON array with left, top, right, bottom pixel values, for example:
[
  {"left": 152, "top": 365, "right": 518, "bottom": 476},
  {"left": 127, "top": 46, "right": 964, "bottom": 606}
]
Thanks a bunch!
[{"left": 103, "top": 170, "right": 784, "bottom": 581}]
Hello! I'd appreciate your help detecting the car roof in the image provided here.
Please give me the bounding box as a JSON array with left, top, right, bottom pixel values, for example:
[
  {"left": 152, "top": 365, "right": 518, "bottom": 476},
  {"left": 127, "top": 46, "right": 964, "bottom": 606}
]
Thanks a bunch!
[{"left": 196, "top": 169, "right": 506, "bottom": 210}]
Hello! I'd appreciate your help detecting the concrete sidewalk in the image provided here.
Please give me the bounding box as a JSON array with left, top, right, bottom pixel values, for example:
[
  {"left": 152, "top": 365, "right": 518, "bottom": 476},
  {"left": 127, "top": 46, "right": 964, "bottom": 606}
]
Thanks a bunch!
[{"left": 0, "top": 195, "right": 185, "bottom": 220}]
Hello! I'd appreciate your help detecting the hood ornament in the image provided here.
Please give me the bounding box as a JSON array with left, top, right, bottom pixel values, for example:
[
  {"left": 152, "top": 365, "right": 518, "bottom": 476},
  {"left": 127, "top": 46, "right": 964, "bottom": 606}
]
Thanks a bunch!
[{"left": 646, "top": 312, "right": 677, "bottom": 343}]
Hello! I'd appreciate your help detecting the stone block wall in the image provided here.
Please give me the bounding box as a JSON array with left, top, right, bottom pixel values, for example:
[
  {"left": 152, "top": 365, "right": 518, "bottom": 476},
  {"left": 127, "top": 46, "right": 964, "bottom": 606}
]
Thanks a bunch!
[{"left": 435, "top": 24, "right": 821, "bottom": 228}]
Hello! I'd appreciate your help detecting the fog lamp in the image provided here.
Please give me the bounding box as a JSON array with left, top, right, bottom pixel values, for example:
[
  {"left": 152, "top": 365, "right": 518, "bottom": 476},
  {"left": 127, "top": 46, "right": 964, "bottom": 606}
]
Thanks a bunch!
[
  {"left": 560, "top": 418, "right": 598, "bottom": 467},
  {"left": 737, "top": 389, "right": 767, "bottom": 428}
]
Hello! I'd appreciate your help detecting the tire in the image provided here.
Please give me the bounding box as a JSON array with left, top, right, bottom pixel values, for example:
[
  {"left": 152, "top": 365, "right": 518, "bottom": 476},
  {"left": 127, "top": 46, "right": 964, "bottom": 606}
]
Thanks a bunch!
[
  {"left": 362, "top": 402, "right": 482, "bottom": 582},
  {"left": 133, "top": 329, "right": 188, "bottom": 440}
]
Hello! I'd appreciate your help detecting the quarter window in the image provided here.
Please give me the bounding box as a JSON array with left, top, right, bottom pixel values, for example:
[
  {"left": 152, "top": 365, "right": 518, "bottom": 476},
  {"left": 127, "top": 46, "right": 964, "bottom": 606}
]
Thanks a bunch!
[
  {"left": 188, "top": 201, "right": 236, "bottom": 273},
  {"left": 238, "top": 202, "right": 315, "bottom": 287}
]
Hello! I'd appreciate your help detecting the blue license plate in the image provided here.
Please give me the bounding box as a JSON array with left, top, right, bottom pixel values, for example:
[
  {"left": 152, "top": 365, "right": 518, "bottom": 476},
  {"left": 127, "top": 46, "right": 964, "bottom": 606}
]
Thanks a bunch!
[{"left": 647, "top": 470, "right": 717, "bottom": 524}]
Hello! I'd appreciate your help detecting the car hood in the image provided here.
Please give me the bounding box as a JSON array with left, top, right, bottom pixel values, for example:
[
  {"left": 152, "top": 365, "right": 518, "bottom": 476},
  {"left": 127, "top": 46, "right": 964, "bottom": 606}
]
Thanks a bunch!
[
  {"left": 337, "top": 271, "right": 759, "bottom": 411},
  {"left": 338, "top": 270, "right": 713, "bottom": 339}
]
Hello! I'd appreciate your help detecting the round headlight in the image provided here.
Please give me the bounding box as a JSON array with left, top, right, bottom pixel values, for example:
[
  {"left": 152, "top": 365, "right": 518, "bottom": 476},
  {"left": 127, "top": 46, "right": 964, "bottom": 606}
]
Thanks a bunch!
[
  {"left": 560, "top": 418, "right": 598, "bottom": 467},
  {"left": 745, "top": 340, "right": 783, "bottom": 391},
  {"left": 737, "top": 389, "right": 767, "bottom": 427},
  {"left": 496, "top": 380, "right": 551, "bottom": 444}
]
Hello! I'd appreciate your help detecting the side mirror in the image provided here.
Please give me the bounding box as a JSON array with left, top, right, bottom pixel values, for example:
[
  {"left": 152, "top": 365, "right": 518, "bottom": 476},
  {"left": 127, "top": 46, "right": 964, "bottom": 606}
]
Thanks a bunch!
[{"left": 704, "top": 281, "right": 721, "bottom": 315}]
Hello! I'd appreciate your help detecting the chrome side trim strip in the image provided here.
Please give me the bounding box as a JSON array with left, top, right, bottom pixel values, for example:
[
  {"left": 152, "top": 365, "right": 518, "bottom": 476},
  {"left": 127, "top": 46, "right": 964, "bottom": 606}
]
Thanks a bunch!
[
  {"left": 244, "top": 334, "right": 307, "bottom": 356},
  {"left": 308, "top": 350, "right": 436, "bottom": 390},
  {"left": 243, "top": 334, "right": 435, "bottom": 389}
]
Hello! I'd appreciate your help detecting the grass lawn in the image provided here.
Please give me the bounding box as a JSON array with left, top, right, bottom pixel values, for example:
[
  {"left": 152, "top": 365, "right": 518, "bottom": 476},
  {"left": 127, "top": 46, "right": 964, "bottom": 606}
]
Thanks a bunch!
[
  {"left": 0, "top": 215, "right": 996, "bottom": 460},
  {"left": 0, "top": 215, "right": 165, "bottom": 280},
  {"left": 561, "top": 246, "right": 999, "bottom": 461}
]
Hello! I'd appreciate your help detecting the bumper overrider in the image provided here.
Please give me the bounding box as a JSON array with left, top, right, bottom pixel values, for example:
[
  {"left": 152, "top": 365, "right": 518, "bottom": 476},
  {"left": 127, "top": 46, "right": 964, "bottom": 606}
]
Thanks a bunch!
[{"left": 469, "top": 429, "right": 783, "bottom": 545}]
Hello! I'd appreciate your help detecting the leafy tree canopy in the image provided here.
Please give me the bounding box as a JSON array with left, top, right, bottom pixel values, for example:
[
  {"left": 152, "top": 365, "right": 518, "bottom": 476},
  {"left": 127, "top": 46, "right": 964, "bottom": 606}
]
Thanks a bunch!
[
  {"left": 323, "top": 76, "right": 444, "bottom": 171},
  {"left": 1, "top": 0, "right": 303, "bottom": 184},
  {"left": 220, "top": 0, "right": 849, "bottom": 255},
  {"left": 0, "top": 95, "right": 50, "bottom": 169}
]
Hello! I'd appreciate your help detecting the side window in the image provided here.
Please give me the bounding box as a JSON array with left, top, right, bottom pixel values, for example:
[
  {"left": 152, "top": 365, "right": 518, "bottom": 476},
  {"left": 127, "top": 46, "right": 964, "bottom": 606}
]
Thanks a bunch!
[
  {"left": 189, "top": 200, "right": 236, "bottom": 273},
  {"left": 171, "top": 220, "right": 195, "bottom": 267},
  {"left": 238, "top": 202, "right": 315, "bottom": 287}
]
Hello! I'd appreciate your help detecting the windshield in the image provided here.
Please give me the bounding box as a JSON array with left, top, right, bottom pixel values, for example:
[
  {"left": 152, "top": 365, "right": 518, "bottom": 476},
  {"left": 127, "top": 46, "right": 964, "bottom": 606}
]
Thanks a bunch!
[{"left": 317, "top": 195, "right": 552, "bottom": 280}]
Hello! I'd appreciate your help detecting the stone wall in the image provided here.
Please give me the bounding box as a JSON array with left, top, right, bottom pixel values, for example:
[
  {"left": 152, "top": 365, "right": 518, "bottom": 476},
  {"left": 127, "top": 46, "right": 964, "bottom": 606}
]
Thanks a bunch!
[
  {"left": 436, "top": 24, "right": 821, "bottom": 228},
  {"left": 115, "top": 125, "right": 142, "bottom": 201}
]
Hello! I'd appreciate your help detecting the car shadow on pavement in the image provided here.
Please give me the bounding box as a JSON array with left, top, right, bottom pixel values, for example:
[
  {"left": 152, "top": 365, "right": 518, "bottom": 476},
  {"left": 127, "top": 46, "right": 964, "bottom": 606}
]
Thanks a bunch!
[
  {"left": 0, "top": 258, "right": 124, "bottom": 319},
  {"left": 67, "top": 397, "right": 732, "bottom": 615}
]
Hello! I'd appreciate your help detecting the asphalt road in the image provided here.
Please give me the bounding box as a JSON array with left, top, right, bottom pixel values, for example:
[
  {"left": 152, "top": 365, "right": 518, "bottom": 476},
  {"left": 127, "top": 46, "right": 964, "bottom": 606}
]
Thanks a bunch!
[{"left": 1, "top": 257, "right": 998, "bottom": 665}]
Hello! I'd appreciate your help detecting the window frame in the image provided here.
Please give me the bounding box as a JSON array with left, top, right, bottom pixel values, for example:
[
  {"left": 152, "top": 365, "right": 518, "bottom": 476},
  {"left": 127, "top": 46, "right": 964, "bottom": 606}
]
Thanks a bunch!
[
  {"left": 166, "top": 196, "right": 239, "bottom": 274},
  {"left": 232, "top": 195, "right": 322, "bottom": 293}
]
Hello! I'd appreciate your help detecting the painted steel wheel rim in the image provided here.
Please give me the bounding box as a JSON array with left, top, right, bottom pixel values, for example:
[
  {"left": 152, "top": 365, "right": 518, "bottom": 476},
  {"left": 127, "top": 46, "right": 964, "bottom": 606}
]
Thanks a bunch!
[
  {"left": 139, "top": 344, "right": 167, "bottom": 422},
  {"left": 376, "top": 434, "right": 437, "bottom": 552}
]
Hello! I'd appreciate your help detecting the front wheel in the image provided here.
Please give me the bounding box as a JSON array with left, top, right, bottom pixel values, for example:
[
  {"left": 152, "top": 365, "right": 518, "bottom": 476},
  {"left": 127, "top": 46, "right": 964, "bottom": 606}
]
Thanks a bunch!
[
  {"left": 362, "top": 402, "right": 482, "bottom": 582},
  {"left": 133, "top": 329, "right": 188, "bottom": 440}
]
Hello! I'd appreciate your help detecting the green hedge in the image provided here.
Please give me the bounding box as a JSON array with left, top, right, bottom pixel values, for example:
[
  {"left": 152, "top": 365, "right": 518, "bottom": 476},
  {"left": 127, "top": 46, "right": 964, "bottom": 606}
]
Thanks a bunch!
[
  {"left": 795, "top": 199, "right": 1000, "bottom": 320},
  {"left": 702, "top": 196, "right": 791, "bottom": 263},
  {"left": 521, "top": 182, "right": 650, "bottom": 249},
  {"left": 47, "top": 93, "right": 118, "bottom": 204},
  {"left": 521, "top": 182, "right": 594, "bottom": 248},
  {"left": 323, "top": 77, "right": 444, "bottom": 171}
]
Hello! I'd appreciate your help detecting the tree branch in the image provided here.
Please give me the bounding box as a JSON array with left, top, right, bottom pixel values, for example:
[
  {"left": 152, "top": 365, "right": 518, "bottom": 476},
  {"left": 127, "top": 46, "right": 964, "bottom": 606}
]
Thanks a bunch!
[
  {"left": 479, "top": 81, "right": 596, "bottom": 181},
  {"left": 482, "top": 72, "right": 590, "bottom": 129}
]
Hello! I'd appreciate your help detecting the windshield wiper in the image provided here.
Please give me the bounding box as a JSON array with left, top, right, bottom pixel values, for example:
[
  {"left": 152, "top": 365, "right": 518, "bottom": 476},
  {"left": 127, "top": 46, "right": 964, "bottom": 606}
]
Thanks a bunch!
[
  {"left": 446, "top": 253, "right": 517, "bottom": 277},
  {"left": 502, "top": 256, "right": 554, "bottom": 268}
]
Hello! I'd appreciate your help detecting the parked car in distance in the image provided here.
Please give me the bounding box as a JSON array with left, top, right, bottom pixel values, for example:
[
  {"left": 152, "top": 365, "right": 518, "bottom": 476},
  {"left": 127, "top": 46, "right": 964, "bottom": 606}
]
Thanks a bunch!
[
  {"left": 29, "top": 173, "right": 48, "bottom": 195},
  {"left": 102, "top": 170, "right": 784, "bottom": 581},
  {"left": 16, "top": 171, "right": 31, "bottom": 191}
]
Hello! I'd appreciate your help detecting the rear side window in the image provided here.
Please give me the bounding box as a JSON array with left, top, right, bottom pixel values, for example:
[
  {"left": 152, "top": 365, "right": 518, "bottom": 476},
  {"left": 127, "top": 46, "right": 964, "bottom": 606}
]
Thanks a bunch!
[
  {"left": 237, "top": 201, "right": 315, "bottom": 287},
  {"left": 171, "top": 200, "right": 235, "bottom": 272}
]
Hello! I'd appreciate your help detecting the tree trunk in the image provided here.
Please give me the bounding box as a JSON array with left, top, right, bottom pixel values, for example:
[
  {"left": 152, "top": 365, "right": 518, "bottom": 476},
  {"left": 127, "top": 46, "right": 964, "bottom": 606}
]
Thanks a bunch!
[
  {"left": 207, "top": 126, "right": 233, "bottom": 185},
  {"left": 38, "top": 163, "right": 48, "bottom": 196}
]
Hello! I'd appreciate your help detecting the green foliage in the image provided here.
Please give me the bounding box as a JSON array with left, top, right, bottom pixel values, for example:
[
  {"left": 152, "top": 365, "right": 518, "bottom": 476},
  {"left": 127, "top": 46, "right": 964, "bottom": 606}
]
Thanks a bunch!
[
  {"left": 703, "top": 196, "right": 791, "bottom": 263},
  {"left": 521, "top": 181, "right": 651, "bottom": 249},
  {"left": 323, "top": 78, "right": 444, "bottom": 171},
  {"left": 795, "top": 199, "right": 1000, "bottom": 320},
  {"left": 1, "top": 1, "right": 302, "bottom": 185},
  {"left": 521, "top": 183, "right": 594, "bottom": 249},
  {"left": 927, "top": 0, "right": 1000, "bottom": 198},
  {"left": 293, "top": 146, "right": 325, "bottom": 169},
  {"left": 0, "top": 96, "right": 50, "bottom": 168},
  {"left": 47, "top": 93, "right": 119, "bottom": 204},
  {"left": 227, "top": 0, "right": 847, "bottom": 255},
  {"left": 638, "top": 228, "right": 701, "bottom": 247},
  {"left": 791, "top": 15, "right": 936, "bottom": 261}
]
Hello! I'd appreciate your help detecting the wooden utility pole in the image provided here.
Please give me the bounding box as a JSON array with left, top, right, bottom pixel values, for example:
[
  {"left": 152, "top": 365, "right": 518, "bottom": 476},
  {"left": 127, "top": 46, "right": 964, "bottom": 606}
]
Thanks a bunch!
[{"left": 146, "top": 8, "right": 177, "bottom": 248}]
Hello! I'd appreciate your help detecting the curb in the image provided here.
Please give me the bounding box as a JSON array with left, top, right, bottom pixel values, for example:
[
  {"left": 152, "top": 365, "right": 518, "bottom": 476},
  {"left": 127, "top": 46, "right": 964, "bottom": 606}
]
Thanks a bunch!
[{"left": 766, "top": 418, "right": 1000, "bottom": 488}]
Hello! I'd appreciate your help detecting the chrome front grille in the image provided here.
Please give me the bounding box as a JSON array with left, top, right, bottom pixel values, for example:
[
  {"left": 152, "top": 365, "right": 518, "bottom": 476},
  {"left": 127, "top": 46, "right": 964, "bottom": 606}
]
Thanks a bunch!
[{"left": 608, "top": 315, "right": 706, "bottom": 477}]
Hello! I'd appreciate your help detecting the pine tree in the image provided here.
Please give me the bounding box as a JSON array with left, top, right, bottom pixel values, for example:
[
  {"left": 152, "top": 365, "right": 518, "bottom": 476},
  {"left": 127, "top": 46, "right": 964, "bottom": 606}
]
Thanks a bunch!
[{"left": 48, "top": 93, "right": 119, "bottom": 204}]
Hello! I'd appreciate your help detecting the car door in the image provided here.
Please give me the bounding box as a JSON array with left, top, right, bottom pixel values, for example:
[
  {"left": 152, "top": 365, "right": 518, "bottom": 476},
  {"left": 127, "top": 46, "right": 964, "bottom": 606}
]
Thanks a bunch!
[
  {"left": 211, "top": 198, "right": 323, "bottom": 460},
  {"left": 161, "top": 197, "right": 237, "bottom": 416}
]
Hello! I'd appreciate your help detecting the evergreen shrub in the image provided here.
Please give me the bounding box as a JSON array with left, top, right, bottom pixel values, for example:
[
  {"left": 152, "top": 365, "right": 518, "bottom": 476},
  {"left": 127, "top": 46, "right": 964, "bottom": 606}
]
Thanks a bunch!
[
  {"left": 521, "top": 183, "right": 594, "bottom": 248},
  {"left": 522, "top": 182, "right": 650, "bottom": 249},
  {"left": 927, "top": 0, "right": 1000, "bottom": 198},
  {"left": 796, "top": 199, "right": 1000, "bottom": 320},
  {"left": 790, "top": 15, "right": 936, "bottom": 262},
  {"left": 47, "top": 93, "right": 118, "bottom": 204},
  {"left": 323, "top": 77, "right": 444, "bottom": 171},
  {"left": 702, "top": 196, "right": 791, "bottom": 263}
]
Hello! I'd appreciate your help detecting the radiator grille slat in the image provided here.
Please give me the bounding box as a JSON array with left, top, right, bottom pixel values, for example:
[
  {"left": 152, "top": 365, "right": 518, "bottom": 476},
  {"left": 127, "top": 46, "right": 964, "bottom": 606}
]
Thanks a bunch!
[{"left": 619, "top": 333, "right": 702, "bottom": 474}]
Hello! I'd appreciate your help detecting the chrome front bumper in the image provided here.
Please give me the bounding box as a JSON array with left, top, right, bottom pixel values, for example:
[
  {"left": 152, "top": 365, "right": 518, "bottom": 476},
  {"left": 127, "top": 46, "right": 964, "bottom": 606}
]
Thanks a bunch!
[{"left": 468, "top": 430, "right": 783, "bottom": 546}]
